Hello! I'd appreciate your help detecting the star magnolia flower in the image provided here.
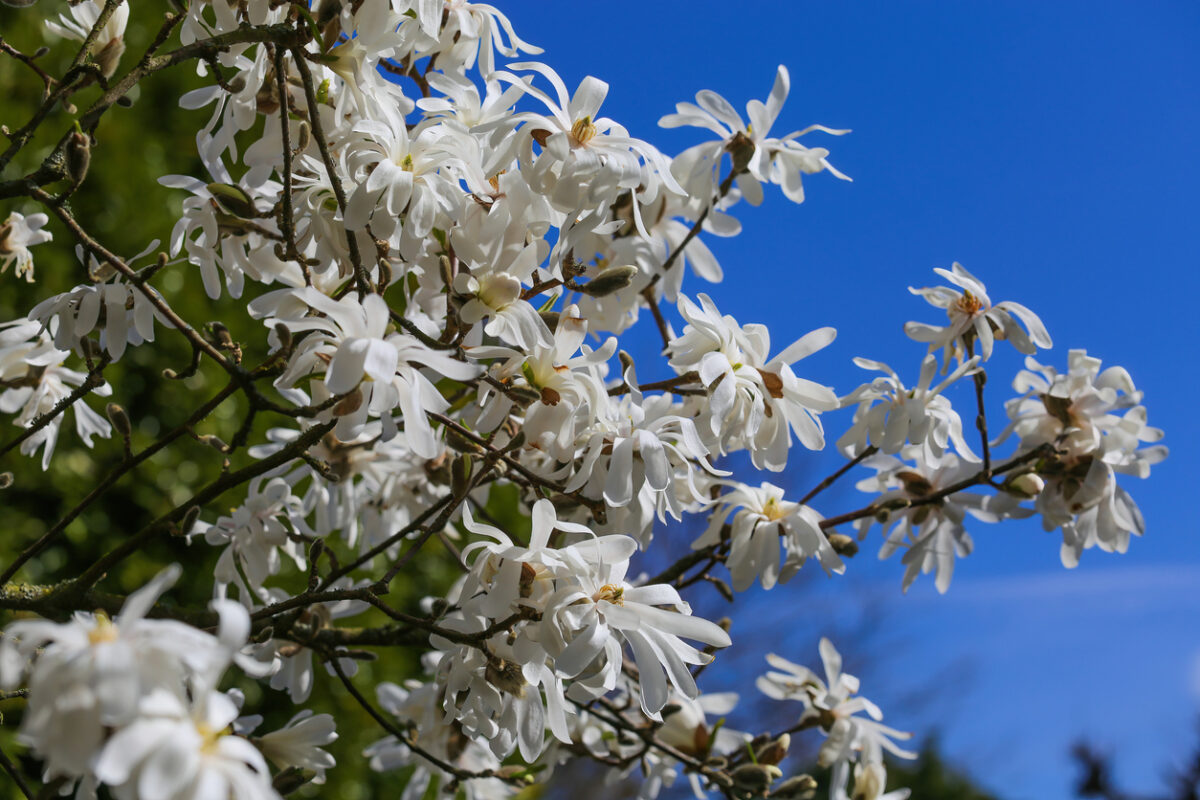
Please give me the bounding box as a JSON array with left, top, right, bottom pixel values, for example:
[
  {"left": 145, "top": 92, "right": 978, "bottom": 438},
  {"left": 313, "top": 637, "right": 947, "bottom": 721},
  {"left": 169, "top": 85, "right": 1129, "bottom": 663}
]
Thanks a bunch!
[
  {"left": 255, "top": 710, "right": 338, "bottom": 783},
  {"left": 997, "top": 350, "right": 1166, "bottom": 567},
  {"left": 660, "top": 65, "right": 850, "bottom": 207},
  {"left": 366, "top": 679, "right": 510, "bottom": 800},
  {"left": 0, "top": 211, "right": 53, "bottom": 281},
  {"left": 93, "top": 688, "right": 277, "bottom": 800},
  {"left": 498, "top": 62, "right": 683, "bottom": 213},
  {"left": 195, "top": 476, "right": 308, "bottom": 603},
  {"left": 856, "top": 452, "right": 1028, "bottom": 593},
  {"left": 263, "top": 288, "right": 480, "bottom": 453},
  {"left": 0, "top": 566, "right": 259, "bottom": 782},
  {"left": 697, "top": 481, "right": 844, "bottom": 591},
  {"left": 838, "top": 353, "right": 980, "bottom": 463},
  {"left": 758, "top": 639, "right": 914, "bottom": 800},
  {"left": 453, "top": 243, "right": 554, "bottom": 350},
  {"left": 905, "top": 262, "right": 1052, "bottom": 367},
  {"left": 0, "top": 320, "right": 112, "bottom": 470},
  {"left": 668, "top": 293, "right": 839, "bottom": 471},
  {"left": 45, "top": 0, "right": 129, "bottom": 78},
  {"left": 540, "top": 556, "right": 732, "bottom": 719}
]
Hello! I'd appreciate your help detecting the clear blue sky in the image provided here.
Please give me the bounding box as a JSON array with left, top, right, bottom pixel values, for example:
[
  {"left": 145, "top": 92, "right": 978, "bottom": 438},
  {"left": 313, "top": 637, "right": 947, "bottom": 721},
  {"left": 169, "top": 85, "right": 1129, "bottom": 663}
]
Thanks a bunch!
[{"left": 507, "top": 3, "right": 1200, "bottom": 798}]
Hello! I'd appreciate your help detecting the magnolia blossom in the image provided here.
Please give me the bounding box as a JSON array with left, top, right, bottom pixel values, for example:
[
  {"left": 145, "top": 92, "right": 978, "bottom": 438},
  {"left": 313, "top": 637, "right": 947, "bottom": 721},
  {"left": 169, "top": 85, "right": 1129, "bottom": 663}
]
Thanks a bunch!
[
  {"left": 999, "top": 350, "right": 1166, "bottom": 566},
  {"left": 0, "top": 320, "right": 112, "bottom": 469},
  {"left": 839, "top": 354, "right": 980, "bottom": 463},
  {"left": 668, "top": 293, "right": 839, "bottom": 470},
  {"left": 758, "top": 639, "right": 914, "bottom": 800},
  {"left": 0, "top": 3, "right": 1169, "bottom": 798},
  {"left": 194, "top": 476, "right": 308, "bottom": 602},
  {"left": 661, "top": 65, "right": 850, "bottom": 207},
  {"left": 0, "top": 566, "right": 265, "bottom": 784},
  {"left": 45, "top": 0, "right": 129, "bottom": 78},
  {"left": 0, "top": 211, "right": 52, "bottom": 281},
  {"left": 905, "top": 262, "right": 1052, "bottom": 367},
  {"left": 255, "top": 710, "right": 338, "bottom": 783},
  {"left": 93, "top": 688, "right": 277, "bottom": 800},
  {"left": 698, "top": 481, "right": 844, "bottom": 591},
  {"left": 856, "top": 451, "right": 1028, "bottom": 593}
]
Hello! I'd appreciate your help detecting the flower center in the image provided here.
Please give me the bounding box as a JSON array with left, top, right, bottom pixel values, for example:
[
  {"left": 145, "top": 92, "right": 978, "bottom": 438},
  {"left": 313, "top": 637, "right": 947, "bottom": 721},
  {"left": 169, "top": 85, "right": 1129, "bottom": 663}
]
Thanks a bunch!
[
  {"left": 593, "top": 583, "right": 624, "bottom": 605},
  {"left": 570, "top": 116, "right": 598, "bottom": 147},
  {"left": 87, "top": 613, "right": 119, "bottom": 645},
  {"left": 955, "top": 290, "right": 985, "bottom": 316},
  {"left": 195, "top": 722, "right": 225, "bottom": 754},
  {"left": 762, "top": 496, "right": 787, "bottom": 522},
  {"left": 476, "top": 272, "right": 522, "bottom": 311}
]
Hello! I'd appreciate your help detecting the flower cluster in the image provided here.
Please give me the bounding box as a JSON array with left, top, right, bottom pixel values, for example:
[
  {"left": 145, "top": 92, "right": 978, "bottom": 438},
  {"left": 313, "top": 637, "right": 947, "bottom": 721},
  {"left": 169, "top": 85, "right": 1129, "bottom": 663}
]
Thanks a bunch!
[{"left": 0, "top": 1, "right": 1165, "bottom": 798}]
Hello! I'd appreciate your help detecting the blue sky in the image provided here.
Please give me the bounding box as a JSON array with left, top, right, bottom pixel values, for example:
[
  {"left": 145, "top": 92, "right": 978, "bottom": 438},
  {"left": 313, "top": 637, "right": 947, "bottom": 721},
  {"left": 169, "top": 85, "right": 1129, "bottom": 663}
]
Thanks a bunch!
[{"left": 507, "top": 3, "right": 1200, "bottom": 798}]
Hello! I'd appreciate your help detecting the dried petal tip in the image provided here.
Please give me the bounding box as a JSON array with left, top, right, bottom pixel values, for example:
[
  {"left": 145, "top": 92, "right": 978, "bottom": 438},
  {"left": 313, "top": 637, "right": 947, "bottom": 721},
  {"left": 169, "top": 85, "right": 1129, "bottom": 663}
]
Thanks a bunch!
[{"left": 0, "top": 472, "right": 13, "bottom": 489}]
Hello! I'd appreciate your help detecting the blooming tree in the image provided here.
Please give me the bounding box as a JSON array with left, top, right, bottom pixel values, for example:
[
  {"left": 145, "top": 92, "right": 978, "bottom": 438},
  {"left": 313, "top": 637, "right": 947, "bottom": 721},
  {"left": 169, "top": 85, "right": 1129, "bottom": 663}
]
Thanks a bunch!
[{"left": 0, "top": 2, "right": 1167, "bottom": 799}]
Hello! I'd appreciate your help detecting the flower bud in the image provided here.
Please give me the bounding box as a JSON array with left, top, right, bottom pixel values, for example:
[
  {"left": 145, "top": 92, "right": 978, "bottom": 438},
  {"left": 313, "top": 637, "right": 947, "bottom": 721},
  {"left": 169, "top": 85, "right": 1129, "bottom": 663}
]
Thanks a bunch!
[
  {"left": 772, "top": 774, "right": 818, "bottom": 800},
  {"left": 706, "top": 575, "right": 734, "bottom": 602},
  {"left": 295, "top": 120, "right": 311, "bottom": 153},
  {"left": 179, "top": 505, "right": 201, "bottom": 537},
  {"left": 272, "top": 322, "right": 292, "bottom": 354},
  {"left": 207, "top": 183, "right": 258, "bottom": 218},
  {"left": 827, "top": 532, "right": 858, "bottom": 557},
  {"left": 484, "top": 657, "right": 526, "bottom": 697},
  {"left": 271, "top": 767, "right": 315, "bottom": 795},
  {"left": 725, "top": 129, "right": 756, "bottom": 174},
  {"left": 198, "top": 434, "right": 228, "bottom": 452},
  {"left": 1003, "top": 472, "right": 1045, "bottom": 499},
  {"left": 105, "top": 403, "right": 131, "bottom": 439},
  {"left": 754, "top": 732, "right": 790, "bottom": 766},
  {"left": 66, "top": 131, "right": 91, "bottom": 186},
  {"left": 451, "top": 454, "right": 472, "bottom": 496},
  {"left": 730, "top": 763, "right": 781, "bottom": 796},
  {"left": 94, "top": 36, "right": 126, "bottom": 79},
  {"left": 576, "top": 265, "right": 638, "bottom": 297}
]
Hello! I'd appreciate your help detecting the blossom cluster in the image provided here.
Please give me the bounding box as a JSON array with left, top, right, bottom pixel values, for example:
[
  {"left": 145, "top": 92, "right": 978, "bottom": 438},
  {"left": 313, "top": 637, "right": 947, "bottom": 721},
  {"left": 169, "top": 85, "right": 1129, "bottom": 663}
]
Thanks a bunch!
[{"left": 0, "top": 1, "right": 1166, "bottom": 799}]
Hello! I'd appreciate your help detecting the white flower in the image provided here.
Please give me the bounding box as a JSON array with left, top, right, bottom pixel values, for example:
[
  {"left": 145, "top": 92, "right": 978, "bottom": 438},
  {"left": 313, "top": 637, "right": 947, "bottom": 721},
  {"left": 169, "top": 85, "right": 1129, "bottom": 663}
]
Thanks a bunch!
[
  {"left": 0, "top": 211, "right": 53, "bottom": 281},
  {"left": 0, "top": 566, "right": 253, "bottom": 782},
  {"left": 453, "top": 242, "right": 553, "bottom": 350},
  {"left": 93, "top": 688, "right": 278, "bottom": 800},
  {"left": 838, "top": 354, "right": 979, "bottom": 462},
  {"left": 256, "top": 710, "right": 337, "bottom": 783},
  {"left": 0, "top": 320, "right": 112, "bottom": 469},
  {"left": 668, "top": 293, "right": 839, "bottom": 471},
  {"left": 856, "top": 452, "right": 1027, "bottom": 593},
  {"left": 698, "top": 481, "right": 844, "bottom": 591},
  {"left": 194, "top": 476, "right": 308, "bottom": 602},
  {"left": 905, "top": 262, "right": 1052, "bottom": 367},
  {"left": 45, "top": 0, "right": 129, "bottom": 78},
  {"left": 660, "top": 65, "right": 850, "bottom": 207},
  {"left": 758, "top": 639, "right": 914, "bottom": 800},
  {"left": 998, "top": 350, "right": 1166, "bottom": 567},
  {"left": 262, "top": 287, "right": 480, "bottom": 453},
  {"left": 498, "top": 62, "right": 683, "bottom": 213}
]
